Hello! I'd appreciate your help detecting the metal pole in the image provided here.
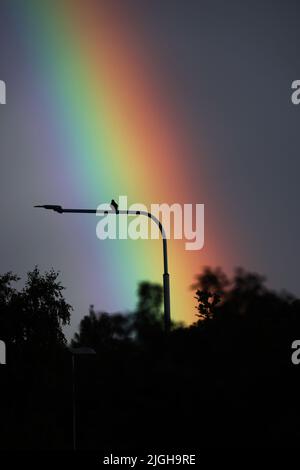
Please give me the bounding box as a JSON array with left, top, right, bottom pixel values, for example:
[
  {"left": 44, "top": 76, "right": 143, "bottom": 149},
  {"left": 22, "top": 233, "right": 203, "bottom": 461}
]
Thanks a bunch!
[
  {"left": 162, "top": 239, "right": 171, "bottom": 334},
  {"left": 71, "top": 354, "right": 76, "bottom": 451},
  {"left": 127, "top": 210, "right": 171, "bottom": 333}
]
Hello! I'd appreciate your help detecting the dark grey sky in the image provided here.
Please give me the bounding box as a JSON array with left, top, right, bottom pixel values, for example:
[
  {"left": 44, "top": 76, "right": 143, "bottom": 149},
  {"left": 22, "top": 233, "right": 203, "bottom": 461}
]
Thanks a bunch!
[
  {"left": 0, "top": 0, "right": 300, "bottom": 337},
  {"left": 134, "top": 0, "right": 300, "bottom": 291}
]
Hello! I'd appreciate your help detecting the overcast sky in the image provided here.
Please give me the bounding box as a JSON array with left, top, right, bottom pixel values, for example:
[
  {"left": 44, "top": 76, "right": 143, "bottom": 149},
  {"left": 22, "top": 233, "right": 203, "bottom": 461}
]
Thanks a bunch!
[{"left": 0, "top": 0, "right": 300, "bottom": 337}]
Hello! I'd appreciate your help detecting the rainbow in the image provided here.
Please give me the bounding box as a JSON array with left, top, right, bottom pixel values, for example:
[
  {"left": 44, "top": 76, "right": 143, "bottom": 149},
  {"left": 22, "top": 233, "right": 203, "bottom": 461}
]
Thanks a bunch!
[{"left": 12, "top": 0, "right": 230, "bottom": 325}]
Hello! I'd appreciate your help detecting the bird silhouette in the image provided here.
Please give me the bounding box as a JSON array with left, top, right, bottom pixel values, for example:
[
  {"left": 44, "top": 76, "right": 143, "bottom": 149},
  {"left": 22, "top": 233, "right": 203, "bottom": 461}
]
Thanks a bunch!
[{"left": 110, "top": 199, "right": 119, "bottom": 213}]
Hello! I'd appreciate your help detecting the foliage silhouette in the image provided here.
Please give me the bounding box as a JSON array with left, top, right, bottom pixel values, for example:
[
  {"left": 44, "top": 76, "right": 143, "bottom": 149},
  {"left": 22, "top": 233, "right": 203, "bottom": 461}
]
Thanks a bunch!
[
  {"left": 71, "top": 306, "right": 131, "bottom": 352},
  {"left": 134, "top": 281, "right": 164, "bottom": 343},
  {"left": 1, "top": 266, "right": 300, "bottom": 450},
  {"left": 0, "top": 267, "right": 71, "bottom": 350}
]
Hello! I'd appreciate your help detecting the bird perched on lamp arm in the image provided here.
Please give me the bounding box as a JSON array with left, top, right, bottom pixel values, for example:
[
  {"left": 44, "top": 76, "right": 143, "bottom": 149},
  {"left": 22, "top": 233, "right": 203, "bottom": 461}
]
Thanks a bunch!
[{"left": 110, "top": 199, "right": 119, "bottom": 213}]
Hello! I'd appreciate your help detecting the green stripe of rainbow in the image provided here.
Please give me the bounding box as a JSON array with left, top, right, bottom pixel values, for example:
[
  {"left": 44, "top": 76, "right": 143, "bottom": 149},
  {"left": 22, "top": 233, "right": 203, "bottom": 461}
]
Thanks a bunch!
[{"left": 15, "top": 0, "right": 227, "bottom": 323}]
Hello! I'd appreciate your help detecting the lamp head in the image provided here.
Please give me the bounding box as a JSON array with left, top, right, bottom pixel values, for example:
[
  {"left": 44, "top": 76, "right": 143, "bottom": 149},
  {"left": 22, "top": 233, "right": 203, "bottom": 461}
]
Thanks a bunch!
[{"left": 34, "top": 205, "right": 63, "bottom": 213}]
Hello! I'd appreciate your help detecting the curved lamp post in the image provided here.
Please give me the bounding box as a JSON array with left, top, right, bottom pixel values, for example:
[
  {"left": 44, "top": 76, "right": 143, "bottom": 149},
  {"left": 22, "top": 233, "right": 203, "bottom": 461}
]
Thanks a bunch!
[{"left": 35, "top": 204, "right": 171, "bottom": 333}]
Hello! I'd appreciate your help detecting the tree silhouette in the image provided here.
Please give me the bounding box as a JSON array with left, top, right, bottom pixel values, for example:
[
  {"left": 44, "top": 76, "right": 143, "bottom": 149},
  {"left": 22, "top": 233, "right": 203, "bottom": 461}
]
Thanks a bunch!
[
  {"left": 194, "top": 289, "right": 221, "bottom": 320},
  {"left": 71, "top": 305, "right": 130, "bottom": 351},
  {"left": 0, "top": 272, "right": 19, "bottom": 343},
  {"left": 191, "top": 266, "right": 230, "bottom": 294},
  {"left": 72, "top": 281, "right": 165, "bottom": 350},
  {"left": 0, "top": 267, "right": 71, "bottom": 350},
  {"left": 134, "top": 281, "right": 164, "bottom": 342},
  {"left": 1, "top": 265, "right": 300, "bottom": 450}
]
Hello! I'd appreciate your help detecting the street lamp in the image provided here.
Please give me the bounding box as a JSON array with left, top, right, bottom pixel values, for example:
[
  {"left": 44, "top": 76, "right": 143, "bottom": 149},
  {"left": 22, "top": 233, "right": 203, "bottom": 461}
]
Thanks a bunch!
[{"left": 34, "top": 204, "right": 171, "bottom": 333}]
